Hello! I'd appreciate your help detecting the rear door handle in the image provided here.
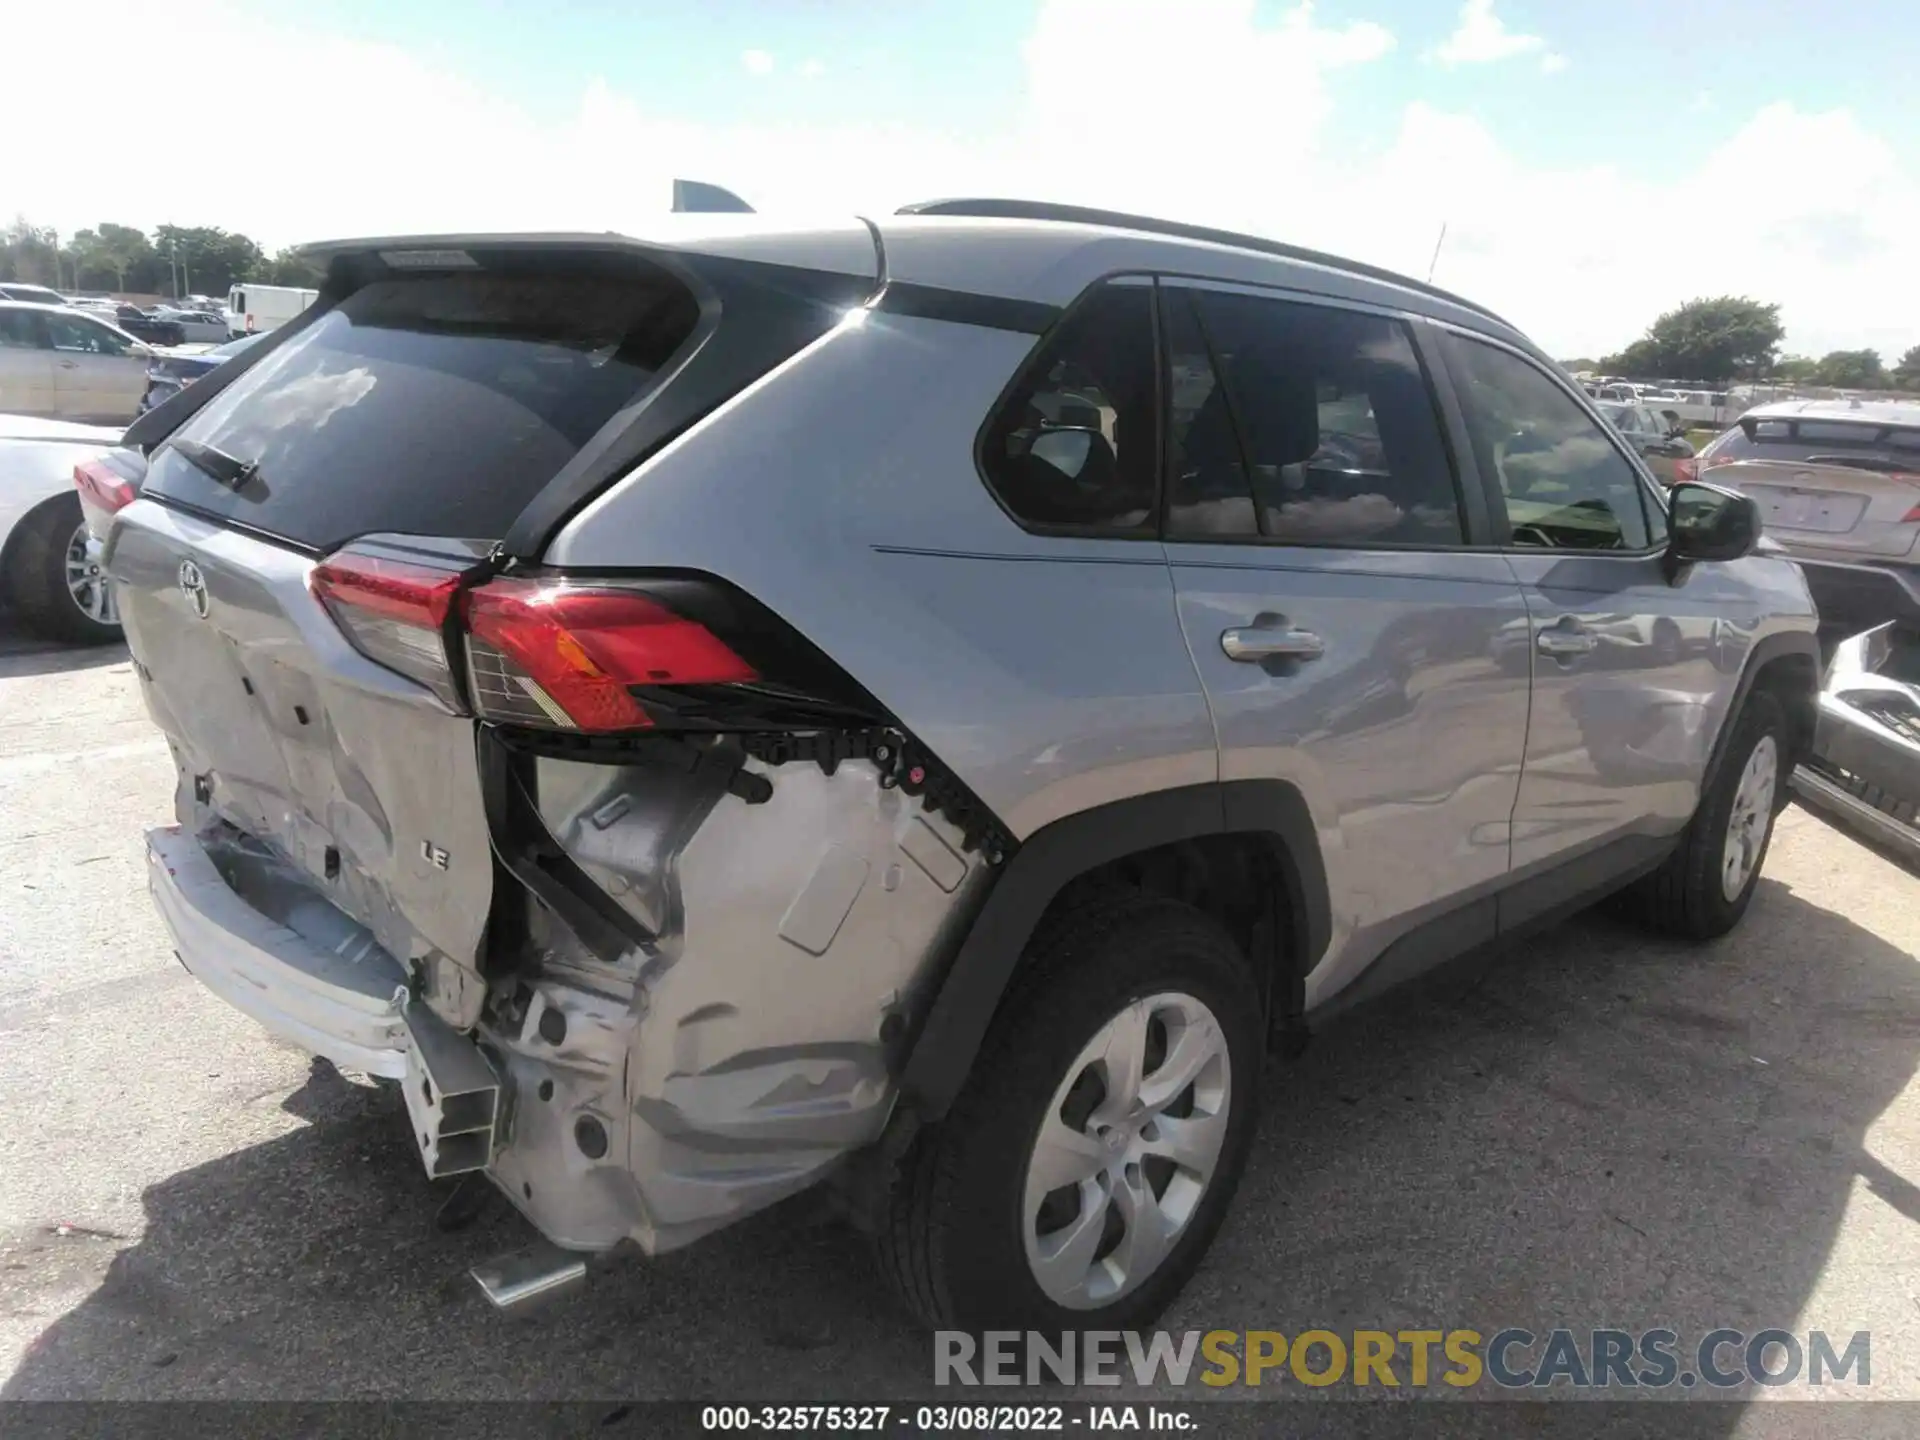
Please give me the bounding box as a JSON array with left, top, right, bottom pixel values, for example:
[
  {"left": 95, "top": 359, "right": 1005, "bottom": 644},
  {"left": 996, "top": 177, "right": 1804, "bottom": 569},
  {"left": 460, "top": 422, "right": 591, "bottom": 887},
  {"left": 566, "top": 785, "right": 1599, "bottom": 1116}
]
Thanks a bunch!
[
  {"left": 1221, "top": 626, "right": 1326, "bottom": 662},
  {"left": 1536, "top": 629, "right": 1596, "bottom": 657},
  {"left": 56, "top": 359, "right": 79, "bottom": 369}
]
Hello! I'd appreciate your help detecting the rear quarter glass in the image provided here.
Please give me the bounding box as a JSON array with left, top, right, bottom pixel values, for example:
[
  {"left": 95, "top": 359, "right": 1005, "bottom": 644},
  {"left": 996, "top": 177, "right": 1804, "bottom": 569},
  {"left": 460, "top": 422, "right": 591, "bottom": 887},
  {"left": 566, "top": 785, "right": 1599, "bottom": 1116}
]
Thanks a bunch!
[{"left": 140, "top": 270, "right": 700, "bottom": 551}]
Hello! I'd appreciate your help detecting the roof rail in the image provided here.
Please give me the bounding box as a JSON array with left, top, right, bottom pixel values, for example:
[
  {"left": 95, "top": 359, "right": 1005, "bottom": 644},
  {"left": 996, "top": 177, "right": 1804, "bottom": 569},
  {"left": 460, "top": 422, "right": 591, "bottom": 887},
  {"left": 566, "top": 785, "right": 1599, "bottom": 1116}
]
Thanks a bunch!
[{"left": 896, "top": 198, "right": 1507, "bottom": 326}]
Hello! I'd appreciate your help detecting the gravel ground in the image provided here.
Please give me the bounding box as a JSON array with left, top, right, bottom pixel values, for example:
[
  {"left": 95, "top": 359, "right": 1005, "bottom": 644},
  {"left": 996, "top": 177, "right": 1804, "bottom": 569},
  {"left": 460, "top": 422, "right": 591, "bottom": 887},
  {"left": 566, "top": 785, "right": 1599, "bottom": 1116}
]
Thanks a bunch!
[{"left": 2, "top": 626, "right": 1918, "bottom": 1436}]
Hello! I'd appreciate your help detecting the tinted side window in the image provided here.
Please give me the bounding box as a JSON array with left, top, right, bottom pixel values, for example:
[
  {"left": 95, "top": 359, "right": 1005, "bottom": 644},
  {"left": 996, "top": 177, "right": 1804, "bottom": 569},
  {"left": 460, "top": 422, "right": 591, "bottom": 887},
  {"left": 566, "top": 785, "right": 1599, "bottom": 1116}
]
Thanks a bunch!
[
  {"left": 980, "top": 285, "right": 1157, "bottom": 533},
  {"left": 1448, "top": 335, "right": 1652, "bottom": 551},
  {"left": 0, "top": 311, "right": 41, "bottom": 349},
  {"left": 1166, "top": 290, "right": 1465, "bottom": 547},
  {"left": 47, "top": 316, "right": 128, "bottom": 355},
  {"left": 1162, "top": 288, "right": 1253, "bottom": 537}
]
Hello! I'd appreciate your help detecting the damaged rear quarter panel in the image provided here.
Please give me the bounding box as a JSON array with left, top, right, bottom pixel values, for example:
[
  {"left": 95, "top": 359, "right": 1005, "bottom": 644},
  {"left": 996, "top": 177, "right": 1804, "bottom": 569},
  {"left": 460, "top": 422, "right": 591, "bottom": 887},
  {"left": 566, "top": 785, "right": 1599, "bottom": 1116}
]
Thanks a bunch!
[{"left": 486, "top": 748, "right": 988, "bottom": 1254}]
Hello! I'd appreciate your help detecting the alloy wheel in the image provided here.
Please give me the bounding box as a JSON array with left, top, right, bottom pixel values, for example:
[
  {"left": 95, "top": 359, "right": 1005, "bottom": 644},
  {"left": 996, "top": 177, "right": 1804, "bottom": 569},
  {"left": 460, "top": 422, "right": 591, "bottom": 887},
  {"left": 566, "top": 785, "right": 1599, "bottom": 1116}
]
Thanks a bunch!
[
  {"left": 1021, "top": 991, "right": 1231, "bottom": 1309},
  {"left": 1720, "top": 734, "right": 1779, "bottom": 901},
  {"left": 63, "top": 522, "right": 118, "bottom": 627}
]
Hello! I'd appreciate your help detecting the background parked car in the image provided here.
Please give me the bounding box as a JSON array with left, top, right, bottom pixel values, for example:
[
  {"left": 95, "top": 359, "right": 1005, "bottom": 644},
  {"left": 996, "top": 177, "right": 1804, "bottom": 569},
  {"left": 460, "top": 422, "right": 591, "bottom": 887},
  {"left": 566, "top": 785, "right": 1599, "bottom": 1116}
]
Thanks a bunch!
[
  {"left": 137, "top": 331, "right": 267, "bottom": 414},
  {"left": 1597, "top": 400, "right": 1697, "bottom": 486},
  {"left": 0, "top": 282, "right": 71, "bottom": 307},
  {"left": 0, "top": 301, "right": 151, "bottom": 422},
  {"left": 152, "top": 307, "right": 231, "bottom": 344},
  {"left": 108, "top": 304, "right": 186, "bottom": 347},
  {"left": 0, "top": 412, "right": 136, "bottom": 643},
  {"left": 1699, "top": 399, "right": 1920, "bottom": 634}
]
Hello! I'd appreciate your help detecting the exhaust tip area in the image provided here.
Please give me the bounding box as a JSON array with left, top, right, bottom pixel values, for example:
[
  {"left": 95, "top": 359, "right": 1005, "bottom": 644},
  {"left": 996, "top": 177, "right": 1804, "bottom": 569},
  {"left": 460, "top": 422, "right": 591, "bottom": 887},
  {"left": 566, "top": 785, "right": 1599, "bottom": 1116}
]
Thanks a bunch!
[{"left": 471, "top": 1241, "right": 589, "bottom": 1313}]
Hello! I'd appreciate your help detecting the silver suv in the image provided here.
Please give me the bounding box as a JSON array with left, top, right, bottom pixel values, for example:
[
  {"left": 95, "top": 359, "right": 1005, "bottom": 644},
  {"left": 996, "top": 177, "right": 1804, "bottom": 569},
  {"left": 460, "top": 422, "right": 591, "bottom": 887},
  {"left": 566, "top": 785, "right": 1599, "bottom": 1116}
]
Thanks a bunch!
[{"left": 102, "top": 201, "right": 1819, "bottom": 1333}]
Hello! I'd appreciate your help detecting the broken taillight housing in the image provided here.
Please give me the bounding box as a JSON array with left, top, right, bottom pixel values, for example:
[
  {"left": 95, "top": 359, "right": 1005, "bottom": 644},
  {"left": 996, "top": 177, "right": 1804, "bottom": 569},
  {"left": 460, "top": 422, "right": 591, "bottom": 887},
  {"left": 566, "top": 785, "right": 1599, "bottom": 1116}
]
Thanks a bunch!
[
  {"left": 310, "top": 547, "right": 468, "bottom": 709},
  {"left": 462, "top": 578, "right": 757, "bottom": 732},
  {"left": 74, "top": 456, "right": 137, "bottom": 514},
  {"left": 311, "top": 542, "right": 876, "bottom": 734}
]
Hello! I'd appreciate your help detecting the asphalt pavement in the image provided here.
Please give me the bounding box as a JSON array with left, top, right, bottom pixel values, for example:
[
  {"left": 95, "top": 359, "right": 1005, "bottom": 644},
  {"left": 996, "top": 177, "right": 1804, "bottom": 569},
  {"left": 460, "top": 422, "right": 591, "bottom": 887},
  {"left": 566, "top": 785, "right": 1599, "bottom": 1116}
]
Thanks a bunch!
[{"left": 2, "top": 624, "right": 1919, "bottom": 1434}]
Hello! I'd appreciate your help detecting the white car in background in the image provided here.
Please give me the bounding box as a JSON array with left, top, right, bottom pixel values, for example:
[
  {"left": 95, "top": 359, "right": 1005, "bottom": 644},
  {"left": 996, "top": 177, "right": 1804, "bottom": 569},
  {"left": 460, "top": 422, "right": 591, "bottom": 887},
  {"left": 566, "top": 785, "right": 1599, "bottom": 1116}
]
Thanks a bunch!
[
  {"left": 0, "top": 301, "right": 151, "bottom": 423},
  {"left": 0, "top": 413, "right": 137, "bottom": 643}
]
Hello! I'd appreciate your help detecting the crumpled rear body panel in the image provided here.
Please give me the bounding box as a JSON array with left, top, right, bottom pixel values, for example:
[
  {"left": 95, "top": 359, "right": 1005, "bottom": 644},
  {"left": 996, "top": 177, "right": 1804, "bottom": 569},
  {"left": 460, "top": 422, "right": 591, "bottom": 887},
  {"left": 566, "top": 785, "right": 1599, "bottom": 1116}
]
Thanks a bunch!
[{"left": 480, "top": 747, "right": 988, "bottom": 1254}]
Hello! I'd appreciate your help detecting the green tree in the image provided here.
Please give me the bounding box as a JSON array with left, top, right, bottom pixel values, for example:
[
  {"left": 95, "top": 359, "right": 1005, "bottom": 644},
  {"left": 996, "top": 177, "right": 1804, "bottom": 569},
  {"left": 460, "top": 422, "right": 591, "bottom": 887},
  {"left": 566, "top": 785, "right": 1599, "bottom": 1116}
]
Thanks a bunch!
[
  {"left": 1, "top": 217, "right": 62, "bottom": 286},
  {"left": 1810, "top": 349, "right": 1884, "bottom": 389},
  {"left": 1604, "top": 297, "right": 1784, "bottom": 382},
  {"left": 64, "top": 222, "right": 156, "bottom": 292},
  {"left": 151, "top": 224, "right": 266, "bottom": 298},
  {"left": 1891, "top": 345, "right": 1920, "bottom": 391},
  {"left": 1772, "top": 354, "right": 1820, "bottom": 384},
  {"left": 251, "top": 247, "right": 325, "bottom": 287},
  {"left": 1598, "top": 338, "right": 1662, "bottom": 378},
  {"left": 1558, "top": 357, "right": 1599, "bottom": 375}
]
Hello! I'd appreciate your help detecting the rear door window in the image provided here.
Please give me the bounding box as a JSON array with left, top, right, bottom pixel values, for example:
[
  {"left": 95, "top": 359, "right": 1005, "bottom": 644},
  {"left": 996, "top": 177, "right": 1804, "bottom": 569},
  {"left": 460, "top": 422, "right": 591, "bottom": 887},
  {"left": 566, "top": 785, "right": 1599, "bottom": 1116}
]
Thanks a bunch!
[
  {"left": 47, "top": 315, "right": 129, "bottom": 355},
  {"left": 0, "top": 310, "right": 43, "bottom": 349},
  {"left": 1163, "top": 287, "right": 1466, "bottom": 547},
  {"left": 143, "top": 268, "right": 701, "bottom": 550}
]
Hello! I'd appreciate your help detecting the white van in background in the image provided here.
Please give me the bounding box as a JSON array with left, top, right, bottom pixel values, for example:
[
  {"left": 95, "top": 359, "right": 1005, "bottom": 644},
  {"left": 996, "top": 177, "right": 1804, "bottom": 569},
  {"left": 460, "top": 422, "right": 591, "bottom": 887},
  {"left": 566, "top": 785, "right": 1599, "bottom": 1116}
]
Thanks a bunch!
[{"left": 225, "top": 283, "right": 318, "bottom": 337}]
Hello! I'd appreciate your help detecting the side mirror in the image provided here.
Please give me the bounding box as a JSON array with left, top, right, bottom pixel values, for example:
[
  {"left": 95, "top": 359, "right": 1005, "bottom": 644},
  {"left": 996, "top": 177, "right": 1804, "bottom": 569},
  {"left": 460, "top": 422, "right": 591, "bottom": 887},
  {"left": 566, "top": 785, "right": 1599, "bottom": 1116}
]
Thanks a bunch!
[{"left": 1664, "top": 481, "right": 1760, "bottom": 580}]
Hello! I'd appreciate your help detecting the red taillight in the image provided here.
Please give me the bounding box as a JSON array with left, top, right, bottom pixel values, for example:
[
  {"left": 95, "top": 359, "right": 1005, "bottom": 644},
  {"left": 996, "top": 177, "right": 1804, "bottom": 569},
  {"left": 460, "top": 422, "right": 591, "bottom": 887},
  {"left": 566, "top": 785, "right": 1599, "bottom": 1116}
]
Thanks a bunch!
[
  {"left": 74, "top": 458, "right": 135, "bottom": 514},
  {"left": 312, "top": 553, "right": 460, "bottom": 628},
  {"left": 463, "top": 579, "right": 757, "bottom": 733},
  {"left": 1673, "top": 457, "right": 1698, "bottom": 485},
  {"left": 1902, "top": 502, "right": 1920, "bottom": 524},
  {"left": 310, "top": 551, "right": 465, "bottom": 707}
]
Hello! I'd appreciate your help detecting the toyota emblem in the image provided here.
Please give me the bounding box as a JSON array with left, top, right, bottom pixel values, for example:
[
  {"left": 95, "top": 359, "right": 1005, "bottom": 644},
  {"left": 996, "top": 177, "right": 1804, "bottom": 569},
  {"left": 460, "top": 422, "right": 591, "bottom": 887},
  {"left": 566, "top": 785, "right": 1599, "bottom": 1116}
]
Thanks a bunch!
[{"left": 178, "top": 559, "right": 210, "bottom": 619}]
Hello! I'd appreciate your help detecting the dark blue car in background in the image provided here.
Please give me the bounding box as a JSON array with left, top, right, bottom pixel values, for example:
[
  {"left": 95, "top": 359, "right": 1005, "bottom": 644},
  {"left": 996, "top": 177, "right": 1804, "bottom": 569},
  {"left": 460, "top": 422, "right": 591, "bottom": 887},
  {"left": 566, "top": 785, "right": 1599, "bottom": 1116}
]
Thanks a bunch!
[{"left": 137, "top": 331, "right": 269, "bottom": 414}]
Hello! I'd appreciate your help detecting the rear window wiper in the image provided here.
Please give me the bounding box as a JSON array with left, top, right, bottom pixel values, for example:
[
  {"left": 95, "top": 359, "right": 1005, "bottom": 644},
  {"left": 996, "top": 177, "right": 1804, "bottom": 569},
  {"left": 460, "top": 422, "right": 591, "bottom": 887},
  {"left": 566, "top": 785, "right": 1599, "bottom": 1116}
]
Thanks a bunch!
[{"left": 170, "top": 437, "right": 262, "bottom": 493}]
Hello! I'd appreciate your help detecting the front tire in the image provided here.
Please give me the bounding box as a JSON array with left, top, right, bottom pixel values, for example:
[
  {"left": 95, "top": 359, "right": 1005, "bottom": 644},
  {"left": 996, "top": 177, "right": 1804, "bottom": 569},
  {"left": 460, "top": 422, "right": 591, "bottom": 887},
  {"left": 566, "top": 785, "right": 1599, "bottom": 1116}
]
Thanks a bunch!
[
  {"left": 5, "top": 493, "right": 121, "bottom": 645},
  {"left": 1625, "top": 690, "right": 1787, "bottom": 939},
  {"left": 876, "top": 893, "right": 1264, "bottom": 1332}
]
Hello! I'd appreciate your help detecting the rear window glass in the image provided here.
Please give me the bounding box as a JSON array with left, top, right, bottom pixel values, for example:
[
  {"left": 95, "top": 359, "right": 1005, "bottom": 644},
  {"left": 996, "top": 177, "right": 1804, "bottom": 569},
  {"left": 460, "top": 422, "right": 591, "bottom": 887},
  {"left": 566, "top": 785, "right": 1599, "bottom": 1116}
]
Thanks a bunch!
[
  {"left": 144, "top": 269, "right": 700, "bottom": 550},
  {"left": 1708, "top": 418, "right": 1920, "bottom": 466}
]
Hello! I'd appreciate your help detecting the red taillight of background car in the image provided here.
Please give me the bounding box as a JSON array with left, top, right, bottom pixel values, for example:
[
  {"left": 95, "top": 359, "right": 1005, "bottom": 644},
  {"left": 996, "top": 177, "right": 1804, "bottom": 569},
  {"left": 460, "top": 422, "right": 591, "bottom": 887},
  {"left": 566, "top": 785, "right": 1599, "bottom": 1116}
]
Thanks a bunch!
[
  {"left": 1672, "top": 457, "right": 1698, "bottom": 484},
  {"left": 74, "top": 457, "right": 136, "bottom": 514},
  {"left": 311, "top": 549, "right": 467, "bottom": 708},
  {"left": 462, "top": 578, "right": 758, "bottom": 732},
  {"left": 1902, "top": 501, "right": 1920, "bottom": 524}
]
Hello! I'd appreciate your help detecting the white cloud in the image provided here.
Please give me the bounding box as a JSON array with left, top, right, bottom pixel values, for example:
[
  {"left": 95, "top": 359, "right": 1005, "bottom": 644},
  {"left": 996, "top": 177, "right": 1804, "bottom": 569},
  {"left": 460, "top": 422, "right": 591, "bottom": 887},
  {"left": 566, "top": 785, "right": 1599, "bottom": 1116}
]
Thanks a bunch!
[
  {"left": 0, "top": 0, "right": 1911, "bottom": 358},
  {"left": 741, "top": 49, "right": 775, "bottom": 76},
  {"left": 1540, "top": 52, "right": 1567, "bottom": 74},
  {"left": 1433, "top": 0, "right": 1547, "bottom": 67},
  {"left": 800, "top": 58, "right": 826, "bottom": 79}
]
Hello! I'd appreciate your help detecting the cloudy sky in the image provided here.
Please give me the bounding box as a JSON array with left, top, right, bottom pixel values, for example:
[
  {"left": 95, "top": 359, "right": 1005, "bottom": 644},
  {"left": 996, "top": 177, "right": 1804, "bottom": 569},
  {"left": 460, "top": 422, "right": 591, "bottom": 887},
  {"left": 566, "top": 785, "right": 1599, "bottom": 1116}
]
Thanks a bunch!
[{"left": 7, "top": 0, "right": 1915, "bottom": 358}]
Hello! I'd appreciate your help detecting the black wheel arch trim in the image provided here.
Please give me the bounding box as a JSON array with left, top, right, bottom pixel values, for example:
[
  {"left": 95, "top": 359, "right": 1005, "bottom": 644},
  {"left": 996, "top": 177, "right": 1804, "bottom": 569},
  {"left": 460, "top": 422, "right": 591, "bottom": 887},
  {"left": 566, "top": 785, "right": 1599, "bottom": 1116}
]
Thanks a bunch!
[
  {"left": 1704, "top": 629, "right": 1821, "bottom": 799},
  {"left": 896, "top": 779, "right": 1330, "bottom": 1119}
]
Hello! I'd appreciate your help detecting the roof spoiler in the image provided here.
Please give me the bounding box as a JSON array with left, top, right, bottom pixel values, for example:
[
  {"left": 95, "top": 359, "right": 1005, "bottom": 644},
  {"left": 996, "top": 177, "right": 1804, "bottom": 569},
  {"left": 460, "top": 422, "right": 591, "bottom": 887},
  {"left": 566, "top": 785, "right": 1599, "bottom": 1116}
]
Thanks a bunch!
[{"left": 672, "top": 179, "right": 755, "bottom": 214}]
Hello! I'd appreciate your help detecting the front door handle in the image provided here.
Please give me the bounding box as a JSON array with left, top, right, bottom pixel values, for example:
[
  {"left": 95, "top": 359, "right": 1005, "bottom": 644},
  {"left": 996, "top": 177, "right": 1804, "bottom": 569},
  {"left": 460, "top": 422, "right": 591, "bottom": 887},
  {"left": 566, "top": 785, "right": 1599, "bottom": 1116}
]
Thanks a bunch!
[
  {"left": 57, "top": 359, "right": 79, "bottom": 369},
  {"left": 1536, "top": 628, "right": 1596, "bottom": 657},
  {"left": 1221, "top": 626, "right": 1326, "bottom": 663}
]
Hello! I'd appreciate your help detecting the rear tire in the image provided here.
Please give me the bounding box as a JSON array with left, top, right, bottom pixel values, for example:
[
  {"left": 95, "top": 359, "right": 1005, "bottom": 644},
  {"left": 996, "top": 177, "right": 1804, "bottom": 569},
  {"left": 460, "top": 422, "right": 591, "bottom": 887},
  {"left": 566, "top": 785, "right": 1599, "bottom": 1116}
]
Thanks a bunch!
[
  {"left": 875, "top": 893, "right": 1264, "bottom": 1332},
  {"left": 4, "top": 493, "right": 121, "bottom": 645},
  {"left": 1624, "top": 691, "right": 1787, "bottom": 940}
]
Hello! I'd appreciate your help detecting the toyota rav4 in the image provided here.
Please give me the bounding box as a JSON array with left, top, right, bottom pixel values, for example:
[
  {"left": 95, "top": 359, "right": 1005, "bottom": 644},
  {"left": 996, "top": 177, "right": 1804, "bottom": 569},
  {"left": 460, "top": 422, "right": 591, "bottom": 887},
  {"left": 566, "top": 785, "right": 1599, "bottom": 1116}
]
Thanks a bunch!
[{"left": 101, "top": 201, "right": 1819, "bottom": 1333}]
